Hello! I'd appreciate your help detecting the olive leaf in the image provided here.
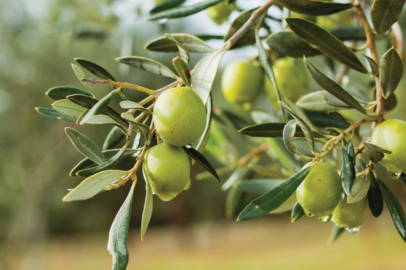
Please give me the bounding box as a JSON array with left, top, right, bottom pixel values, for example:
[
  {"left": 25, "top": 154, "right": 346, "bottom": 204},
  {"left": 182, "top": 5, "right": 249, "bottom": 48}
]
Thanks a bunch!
[
  {"left": 330, "top": 26, "right": 366, "bottom": 41},
  {"left": 380, "top": 47, "right": 404, "bottom": 98},
  {"left": 165, "top": 33, "right": 190, "bottom": 64},
  {"left": 35, "top": 107, "right": 76, "bottom": 122},
  {"left": 291, "top": 201, "right": 305, "bottom": 223},
  {"left": 145, "top": 33, "right": 215, "bottom": 53},
  {"left": 108, "top": 182, "right": 135, "bottom": 270},
  {"left": 150, "top": 0, "right": 186, "bottom": 14},
  {"left": 238, "top": 166, "right": 312, "bottom": 221},
  {"left": 266, "top": 31, "right": 321, "bottom": 58},
  {"left": 328, "top": 224, "right": 345, "bottom": 243},
  {"left": 364, "top": 142, "right": 391, "bottom": 163},
  {"left": 276, "top": 0, "right": 353, "bottom": 16},
  {"left": 364, "top": 55, "right": 379, "bottom": 75},
  {"left": 84, "top": 115, "right": 118, "bottom": 126},
  {"left": 379, "top": 180, "right": 406, "bottom": 242},
  {"left": 368, "top": 171, "right": 383, "bottom": 217},
  {"left": 80, "top": 90, "right": 115, "bottom": 125},
  {"left": 286, "top": 18, "right": 368, "bottom": 73},
  {"left": 191, "top": 47, "right": 227, "bottom": 105},
  {"left": 348, "top": 175, "right": 370, "bottom": 203},
  {"left": 45, "top": 86, "right": 91, "bottom": 100},
  {"left": 141, "top": 166, "right": 154, "bottom": 241},
  {"left": 71, "top": 63, "right": 95, "bottom": 96},
  {"left": 173, "top": 56, "right": 191, "bottom": 86},
  {"left": 115, "top": 56, "right": 178, "bottom": 79},
  {"left": 63, "top": 170, "right": 128, "bottom": 202},
  {"left": 52, "top": 99, "right": 87, "bottom": 120},
  {"left": 224, "top": 8, "right": 256, "bottom": 49},
  {"left": 183, "top": 146, "right": 220, "bottom": 182},
  {"left": 371, "top": 0, "right": 406, "bottom": 35},
  {"left": 147, "top": 0, "right": 224, "bottom": 21},
  {"left": 239, "top": 122, "right": 324, "bottom": 138},
  {"left": 103, "top": 127, "right": 126, "bottom": 151},
  {"left": 196, "top": 93, "right": 213, "bottom": 153},
  {"left": 304, "top": 58, "right": 366, "bottom": 113},
  {"left": 341, "top": 147, "right": 356, "bottom": 196},
  {"left": 283, "top": 120, "right": 303, "bottom": 156},
  {"left": 65, "top": 127, "right": 107, "bottom": 165},
  {"left": 75, "top": 58, "right": 116, "bottom": 80}
]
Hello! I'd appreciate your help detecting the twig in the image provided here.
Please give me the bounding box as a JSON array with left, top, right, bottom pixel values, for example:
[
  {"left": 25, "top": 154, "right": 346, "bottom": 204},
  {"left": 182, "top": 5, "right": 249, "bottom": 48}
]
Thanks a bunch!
[
  {"left": 238, "top": 143, "right": 269, "bottom": 167},
  {"left": 81, "top": 78, "right": 155, "bottom": 95}
]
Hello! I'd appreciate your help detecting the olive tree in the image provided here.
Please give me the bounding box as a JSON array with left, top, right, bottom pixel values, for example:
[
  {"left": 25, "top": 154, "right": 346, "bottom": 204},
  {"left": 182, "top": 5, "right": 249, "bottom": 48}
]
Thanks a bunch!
[{"left": 35, "top": 0, "right": 406, "bottom": 269}]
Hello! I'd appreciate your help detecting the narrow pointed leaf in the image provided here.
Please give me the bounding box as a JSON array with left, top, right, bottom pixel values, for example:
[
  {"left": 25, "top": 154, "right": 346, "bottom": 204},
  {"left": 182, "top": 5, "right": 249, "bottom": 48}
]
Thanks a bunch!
[
  {"left": 224, "top": 8, "right": 256, "bottom": 48},
  {"left": 141, "top": 167, "right": 154, "bottom": 241},
  {"left": 266, "top": 31, "right": 321, "bottom": 58},
  {"left": 147, "top": 0, "right": 224, "bottom": 21},
  {"left": 238, "top": 166, "right": 311, "bottom": 221},
  {"left": 63, "top": 170, "right": 128, "bottom": 202},
  {"left": 46, "top": 86, "right": 91, "bottom": 100},
  {"left": 108, "top": 182, "right": 135, "bottom": 270},
  {"left": 35, "top": 107, "right": 76, "bottom": 122},
  {"left": 103, "top": 127, "right": 126, "bottom": 150},
  {"left": 239, "top": 122, "right": 324, "bottom": 138},
  {"left": 52, "top": 99, "right": 86, "bottom": 119},
  {"left": 296, "top": 91, "right": 351, "bottom": 111},
  {"left": 75, "top": 58, "right": 116, "bottom": 80},
  {"left": 173, "top": 56, "right": 191, "bottom": 86},
  {"left": 115, "top": 56, "right": 178, "bottom": 79},
  {"left": 291, "top": 201, "right": 305, "bottom": 222},
  {"left": 286, "top": 18, "right": 367, "bottom": 73},
  {"left": 364, "top": 55, "right": 378, "bottom": 75},
  {"left": 165, "top": 33, "right": 190, "bottom": 64},
  {"left": 379, "top": 180, "right": 406, "bottom": 241},
  {"left": 368, "top": 171, "right": 383, "bottom": 217},
  {"left": 371, "top": 0, "right": 406, "bottom": 35},
  {"left": 276, "top": 0, "right": 353, "bottom": 16},
  {"left": 328, "top": 224, "right": 345, "bottom": 243},
  {"left": 71, "top": 64, "right": 95, "bottom": 95},
  {"left": 183, "top": 146, "right": 220, "bottom": 182},
  {"left": 191, "top": 47, "right": 227, "bottom": 105},
  {"left": 304, "top": 58, "right": 366, "bottom": 113},
  {"left": 346, "top": 140, "right": 356, "bottom": 165},
  {"left": 145, "top": 33, "right": 215, "bottom": 53},
  {"left": 150, "top": 0, "right": 186, "bottom": 14},
  {"left": 348, "top": 175, "right": 370, "bottom": 203},
  {"left": 84, "top": 115, "right": 118, "bottom": 126},
  {"left": 65, "top": 127, "right": 107, "bottom": 165},
  {"left": 341, "top": 147, "right": 355, "bottom": 195},
  {"left": 81, "top": 91, "right": 114, "bottom": 124},
  {"left": 380, "top": 48, "right": 404, "bottom": 98}
]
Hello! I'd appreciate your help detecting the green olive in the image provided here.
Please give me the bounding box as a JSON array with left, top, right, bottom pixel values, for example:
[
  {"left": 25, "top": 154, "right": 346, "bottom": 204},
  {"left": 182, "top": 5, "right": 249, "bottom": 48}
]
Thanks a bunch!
[
  {"left": 296, "top": 162, "right": 341, "bottom": 219},
  {"left": 331, "top": 196, "right": 369, "bottom": 229},
  {"left": 265, "top": 58, "right": 310, "bottom": 108},
  {"left": 370, "top": 119, "right": 406, "bottom": 174},
  {"left": 153, "top": 87, "right": 206, "bottom": 146},
  {"left": 143, "top": 142, "right": 190, "bottom": 201},
  {"left": 221, "top": 61, "right": 264, "bottom": 111},
  {"left": 206, "top": 1, "right": 235, "bottom": 25}
]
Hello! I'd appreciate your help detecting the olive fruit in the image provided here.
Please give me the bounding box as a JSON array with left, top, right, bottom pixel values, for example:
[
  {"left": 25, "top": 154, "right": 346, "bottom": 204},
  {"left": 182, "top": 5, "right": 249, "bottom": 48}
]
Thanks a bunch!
[
  {"left": 264, "top": 58, "right": 310, "bottom": 108},
  {"left": 153, "top": 87, "right": 206, "bottom": 146},
  {"left": 296, "top": 162, "right": 341, "bottom": 220},
  {"left": 221, "top": 61, "right": 264, "bottom": 111},
  {"left": 143, "top": 142, "right": 190, "bottom": 201},
  {"left": 370, "top": 119, "right": 406, "bottom": 174},
  {"left": 331, "top": 196, "right": 369, "bottom": 229},
  {"left": 206, "top": 1, "right": 235, "bottom": 25}
]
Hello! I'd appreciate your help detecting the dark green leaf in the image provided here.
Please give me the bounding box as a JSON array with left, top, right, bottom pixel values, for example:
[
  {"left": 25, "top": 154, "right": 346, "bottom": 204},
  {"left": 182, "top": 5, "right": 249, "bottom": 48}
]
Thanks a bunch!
[
  {"left": 291, "top": 201, "right": 305, "bottom": 223},
  {"left": 379, "top": 180, "right": 406, "bottom": 241},
  {"left": 147, "top": 0, "right": 224, "bottom": 21},
  {"left": 80, "top": 91, "right": 115, "bottom": 125},
  {"left": 65, "top": 127, "right": 107, "bottom": 165},
  {"left": 341, "top": 146, "right": 355, "bottom": 196},
  {"left": 304, "top": 58, "right": 366, "bottom": 113},
  {"left": 115, "top": 56, "right": 178, "bottom": 79},
  {"left": 70, "top": 148, "right": 140, "bottom": 177},
  {"left": 35, "top": 107, "right": 76, "bottom": 122},
  {"left": 328, "top": 111, "right": 348, "bottom": 123},
  {"left": 384, "top": 92, "right": 398, "bottom": 111},
  {"left": 371, "top": 0, "right": 406, "bottom": 35},
  {"left": 328, "top": 224, "right": 345, "bottom": 243},
  {"left": 364, "top": 55, "right": 379, "bottom": 75},
  {"left": 239, "top": 122, "right": 324, "bottom": 138},
  {"left": 103, "top": 127, "right": 126, "bottom": 150},
  {"left": 145, "top": 33, "right": 215, "bottom": 53},
  {"left": 172, "top": 56, "right": 191, "bottom": 86},
  {"left": 75, "top": 58, "right": 116, "bottom": 80},
  {"left": 305, "top": 110, "right": 350, "bottom": 129},
  {"left": 224, "top": 8, "right": 256, "bottom": 48},
  {"left": 330, "top": 26, "right": 366, "bottom": 41},
  {"left": 276, "top": 0, "right": 353, "bottom": 16},
  {"left": 364, "top": 142, "right": 392, "bottom": 163},
  {"left": 67, "top": 94, "right": 128, "bottom": 127},
  {"left": 346, "top": 140, "right": 356, "bottom": 165},
  {"left": 108, "top": 182, "right": 135, "bottom": 270},
  {"left": 266, "top": 31, "right": 321, "bottom": 58},
  {"left": 150, "top": 0, "right": 186, "bottom": 14},
  {"left": 368, "top": 171, "right": 383, "bottom": 217},
  {"left": 45, "top": 86, "right": 91, "bottom": 100},
  {"left": 63, "top": 170, "right": 128, "bottom": 202},
  {"left": 183, "top": 146, "right": 220, "bottom": 182},
  {"left": 141, "top": 167, "right": 154, "bottom": 241},
  {"left": 380, "top": 47, "right": 404, "bottom": 98},
  {"left": 238, "top": 166, "right": 312, "bottom": 221},
  {"left": 286, "top": 18, "right": 367, "bottom": 73},
  {"left": 191, "top": 47, "right": 227, "bottom": 105}
]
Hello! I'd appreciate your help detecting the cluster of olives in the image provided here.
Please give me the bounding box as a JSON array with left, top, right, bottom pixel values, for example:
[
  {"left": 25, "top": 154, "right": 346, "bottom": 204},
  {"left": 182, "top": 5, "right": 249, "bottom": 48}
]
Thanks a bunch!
[
  {"left": 144, "top": 87, "right": 206, "bottom": 201},
  {"left": 297, "top": 162, "right": 369, "bottom": 232},
  {"left": 221, "top": 58, "right": 311, "bottom": 112}
]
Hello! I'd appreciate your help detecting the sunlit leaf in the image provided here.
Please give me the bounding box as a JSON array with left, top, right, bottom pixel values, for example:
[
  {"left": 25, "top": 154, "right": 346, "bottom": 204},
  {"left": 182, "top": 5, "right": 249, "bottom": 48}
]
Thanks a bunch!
[
  {"left": 141, "top": 167, "right": 154, "bottom": 241},
  {"left": 71, "top": 63, "right": 95, "bottom": 95},
  {"left": 145, "top": 33, "right": 215, "bottom": 53},
  {"left": 115, "top": 56, "right": 178, "bottom": 79},
  {"left": 52, "top": 99, "right": 86, "bottom": 119}
]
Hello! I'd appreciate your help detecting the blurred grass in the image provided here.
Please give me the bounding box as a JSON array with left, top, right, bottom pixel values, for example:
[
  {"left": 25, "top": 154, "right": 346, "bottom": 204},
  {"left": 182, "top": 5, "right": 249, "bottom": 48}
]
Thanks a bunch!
[{"left": 7, "top": 207, "right": 406, "bottom": 270}]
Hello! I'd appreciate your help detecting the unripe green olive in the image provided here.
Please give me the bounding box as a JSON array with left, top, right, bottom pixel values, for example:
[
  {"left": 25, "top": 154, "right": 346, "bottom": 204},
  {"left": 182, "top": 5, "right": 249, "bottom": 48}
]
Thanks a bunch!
[
  {"left": 296, "top": 162, "right": 341, "bottom": 219},
  {"left": 143, "top": 142, "right": 190, "bottom": 201},
  {"left": 265, "top": 58, "right": 310, "bottom": 108},
  {"left": 221, "top": 61, "right": 264, "bottom": 111},
  {"left": 331, "top": 196, "right": 369, "bottom": 229},
  {"left": 370, "top": 119, "right": 406, "bottom": 174},
  {"left": 206, "top": 1, "right": 235, "bottom": 25},
  {"left": 153, "top": 87, "right": 206, "bottom": 147}
]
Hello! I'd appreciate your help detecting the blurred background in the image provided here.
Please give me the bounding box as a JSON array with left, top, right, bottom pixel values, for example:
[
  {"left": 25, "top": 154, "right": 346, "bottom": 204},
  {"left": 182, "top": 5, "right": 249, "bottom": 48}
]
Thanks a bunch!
[{"left": 1, "top": 0, "right": 406, "bottom": 269}]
